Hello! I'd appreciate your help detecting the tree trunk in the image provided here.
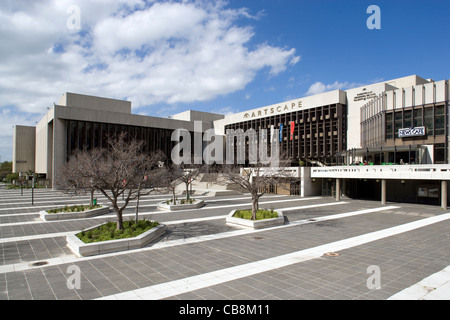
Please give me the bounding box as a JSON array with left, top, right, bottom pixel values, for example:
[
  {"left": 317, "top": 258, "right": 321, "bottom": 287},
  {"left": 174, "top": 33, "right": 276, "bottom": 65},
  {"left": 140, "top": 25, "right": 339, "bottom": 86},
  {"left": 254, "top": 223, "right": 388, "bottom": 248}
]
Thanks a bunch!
[
  {"left": 172, "top": 188, "right": 177, "bottom": 204},
  {"left": 90, "top": 189, "right": 94, "bottom": 207},
  {"left": 251, "top": 198, "right": 258, "bottom": 221},
  {"left": 135, "top": 186, "right": 141, "bottom": 224},
  {"left": 114, "top": 206, "right": 124, "bottom": 230},
  {"left": 186, "top": 183, "right": 189, "bottom": 201}
]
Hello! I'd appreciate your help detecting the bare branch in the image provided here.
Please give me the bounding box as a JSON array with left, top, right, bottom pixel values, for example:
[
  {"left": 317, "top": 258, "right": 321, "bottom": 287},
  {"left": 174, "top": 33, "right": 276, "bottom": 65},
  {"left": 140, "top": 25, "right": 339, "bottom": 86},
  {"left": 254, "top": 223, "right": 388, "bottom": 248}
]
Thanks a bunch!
[{"left": 56, "top": 133, "right": 165, "bottom": 230}]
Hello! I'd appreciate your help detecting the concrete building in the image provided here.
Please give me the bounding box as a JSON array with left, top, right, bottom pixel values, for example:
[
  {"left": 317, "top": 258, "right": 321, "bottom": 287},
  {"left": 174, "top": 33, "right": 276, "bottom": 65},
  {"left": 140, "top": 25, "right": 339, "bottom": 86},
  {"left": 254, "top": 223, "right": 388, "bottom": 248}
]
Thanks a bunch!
[
  {"left": 12, "top": 125, "right": 36, "bottom": 174},
  {"left": 14, "top": 92, "right": 223, "bottom": 186},
  {"left": 12, "top": 75, "right": 450, "bottom": 207}
]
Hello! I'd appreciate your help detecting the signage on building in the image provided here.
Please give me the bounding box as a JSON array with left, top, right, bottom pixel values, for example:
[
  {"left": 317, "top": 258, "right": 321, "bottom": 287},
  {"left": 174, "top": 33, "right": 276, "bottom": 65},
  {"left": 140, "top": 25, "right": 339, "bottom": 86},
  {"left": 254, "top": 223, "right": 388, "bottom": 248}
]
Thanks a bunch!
[
  {"left": 243, "top": 100, "right": 303, "bottom": 119},
  {"left": 353, "top": 88, "right": 377, "bottom": 102},
  {"left": 398, "top": 126, "right": 426, "bottom": 138}
]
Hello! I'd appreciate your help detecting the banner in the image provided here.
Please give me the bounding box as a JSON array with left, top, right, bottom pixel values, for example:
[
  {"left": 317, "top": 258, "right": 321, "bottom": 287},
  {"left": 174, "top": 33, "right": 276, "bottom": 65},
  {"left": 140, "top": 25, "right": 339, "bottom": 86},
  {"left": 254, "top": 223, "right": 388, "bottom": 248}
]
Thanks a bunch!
[
  {"left": 291, "top": 122, "right": 295, "bottom": 140},
  {"left": 279, "top": 124, "right": 283, "bottom": 142}
]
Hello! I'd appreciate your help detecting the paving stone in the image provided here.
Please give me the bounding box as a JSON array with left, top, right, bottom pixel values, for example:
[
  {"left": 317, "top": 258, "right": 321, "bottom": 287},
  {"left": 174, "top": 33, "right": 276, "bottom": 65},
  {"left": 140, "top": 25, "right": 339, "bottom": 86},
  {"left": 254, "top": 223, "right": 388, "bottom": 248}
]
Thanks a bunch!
[{"left": 1, "top": 188, "right": 450, "bottom": 301}]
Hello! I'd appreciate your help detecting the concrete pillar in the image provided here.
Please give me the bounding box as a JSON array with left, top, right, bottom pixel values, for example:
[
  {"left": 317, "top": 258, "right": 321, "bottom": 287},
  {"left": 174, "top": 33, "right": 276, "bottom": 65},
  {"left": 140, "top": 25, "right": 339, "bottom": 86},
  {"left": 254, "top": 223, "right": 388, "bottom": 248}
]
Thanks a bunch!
[
  {"left": 336, "top": 178, "right": 340, "bottom": 201},
  {"left": 442, "top": 180, "right": 447, "bottom": 210},
  {"left": 381, "top": 179, "right": 386, "bottom": 205}
]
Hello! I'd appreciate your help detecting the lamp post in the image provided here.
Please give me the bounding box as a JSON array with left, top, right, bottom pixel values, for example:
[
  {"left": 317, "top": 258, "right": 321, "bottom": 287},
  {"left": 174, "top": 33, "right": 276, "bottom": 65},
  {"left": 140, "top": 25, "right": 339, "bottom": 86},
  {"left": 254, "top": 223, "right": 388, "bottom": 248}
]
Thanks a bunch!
[{"left": 31, "top": 174, "right": 35, "bottom": 206}]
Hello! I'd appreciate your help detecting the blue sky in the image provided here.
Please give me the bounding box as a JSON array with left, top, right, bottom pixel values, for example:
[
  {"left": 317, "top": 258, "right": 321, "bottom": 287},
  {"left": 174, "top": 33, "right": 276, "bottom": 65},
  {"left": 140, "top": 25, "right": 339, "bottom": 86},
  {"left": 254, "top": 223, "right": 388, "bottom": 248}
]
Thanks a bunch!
[{"left": 1, "top": 0, "right": 450, "bottom": 162}]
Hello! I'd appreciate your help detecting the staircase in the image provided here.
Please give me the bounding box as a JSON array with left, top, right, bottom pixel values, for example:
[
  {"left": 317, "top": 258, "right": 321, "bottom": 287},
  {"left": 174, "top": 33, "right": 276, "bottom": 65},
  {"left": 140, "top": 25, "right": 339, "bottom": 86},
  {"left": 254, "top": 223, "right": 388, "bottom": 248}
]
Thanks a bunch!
[{"left": 174, "top": 173, "right": 243, "bottom": 196}]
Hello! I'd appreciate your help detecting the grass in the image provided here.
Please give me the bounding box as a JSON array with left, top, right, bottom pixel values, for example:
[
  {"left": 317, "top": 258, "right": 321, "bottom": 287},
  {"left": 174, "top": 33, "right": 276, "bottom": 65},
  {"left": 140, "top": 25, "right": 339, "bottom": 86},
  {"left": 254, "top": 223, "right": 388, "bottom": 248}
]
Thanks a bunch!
[
  {"left": 233, "top": 209, "right": 279, "bottom": 220},
  {"left": 7, "top": 185, "right": 45, "bottom": 189},
  {"left": 46, "top": 205, "right": 101, "bottom": 214},
  {"left": 77, "top": 220, "right": 160, "bottom": 243}
]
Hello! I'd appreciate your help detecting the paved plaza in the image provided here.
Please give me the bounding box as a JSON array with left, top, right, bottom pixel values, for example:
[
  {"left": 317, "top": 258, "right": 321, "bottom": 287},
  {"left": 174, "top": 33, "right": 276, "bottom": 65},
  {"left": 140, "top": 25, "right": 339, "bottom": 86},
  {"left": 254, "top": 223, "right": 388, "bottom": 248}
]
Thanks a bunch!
[{"left": 0, "top": 183, "right": 449, "bottom": 302}]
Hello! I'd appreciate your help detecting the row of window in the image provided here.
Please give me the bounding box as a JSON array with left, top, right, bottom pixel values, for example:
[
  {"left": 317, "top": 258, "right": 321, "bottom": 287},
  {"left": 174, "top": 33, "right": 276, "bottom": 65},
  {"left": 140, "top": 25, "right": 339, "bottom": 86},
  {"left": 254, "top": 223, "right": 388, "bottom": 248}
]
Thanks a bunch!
[
  {"left": 385, "top": 105, "right": 445, "bottom": 139},
  {"left": 66, "top": 120, "right": 178, "bottom": 161},
  {"left": 225, "top": 104, "right": 347, "bottom": 164}
]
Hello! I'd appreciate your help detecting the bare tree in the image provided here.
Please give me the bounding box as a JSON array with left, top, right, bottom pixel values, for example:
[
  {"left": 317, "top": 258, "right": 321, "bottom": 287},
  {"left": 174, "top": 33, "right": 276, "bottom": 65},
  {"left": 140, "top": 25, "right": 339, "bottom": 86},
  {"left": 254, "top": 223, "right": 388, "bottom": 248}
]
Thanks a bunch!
[
  {"left": 177, "top": 165, "right": 201, "bottom": 201},
  {"left": 57, "top": 133, "right": 165, "bottom": 230},
  {"left": 218, "top": 163, "right": 290, "bottom": 221},
  {"left": 158, "top": 165, "right": 180, "bottom": 204},
  {"left": 158, "top": 164, "right": 201, "bottom": 203}
]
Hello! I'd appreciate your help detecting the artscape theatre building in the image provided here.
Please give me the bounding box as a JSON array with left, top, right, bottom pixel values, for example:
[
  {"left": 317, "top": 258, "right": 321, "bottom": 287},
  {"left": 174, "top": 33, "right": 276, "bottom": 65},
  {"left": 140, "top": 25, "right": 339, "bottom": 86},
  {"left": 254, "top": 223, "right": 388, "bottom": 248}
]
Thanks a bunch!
[{"left": 12, "top": 74, "right": 450, "bottom": 208}]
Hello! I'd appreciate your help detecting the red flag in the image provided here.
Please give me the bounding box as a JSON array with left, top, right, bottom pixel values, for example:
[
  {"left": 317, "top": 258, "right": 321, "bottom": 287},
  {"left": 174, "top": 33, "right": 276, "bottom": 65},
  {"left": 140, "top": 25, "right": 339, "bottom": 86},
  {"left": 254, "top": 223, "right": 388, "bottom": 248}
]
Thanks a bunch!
[{"left": 290, "top": 122, "right": 295, "bottom": 140}]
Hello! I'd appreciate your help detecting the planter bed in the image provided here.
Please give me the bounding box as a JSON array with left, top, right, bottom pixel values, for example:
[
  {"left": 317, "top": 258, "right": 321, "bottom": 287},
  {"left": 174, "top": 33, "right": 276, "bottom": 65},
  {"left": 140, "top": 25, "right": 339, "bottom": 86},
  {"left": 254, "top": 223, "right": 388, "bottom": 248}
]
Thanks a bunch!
[
  {"left": 157, "top": 199, "right": 205, "bottom": 211},
  {"left": 66, "top": 222, "right": 166, "bottom": 257},
  {"left": 39, "top": 205, "right": 111, "bottom": 221},
  {"left": 226, "top": 209, "right": 285, "bottom": 230}
]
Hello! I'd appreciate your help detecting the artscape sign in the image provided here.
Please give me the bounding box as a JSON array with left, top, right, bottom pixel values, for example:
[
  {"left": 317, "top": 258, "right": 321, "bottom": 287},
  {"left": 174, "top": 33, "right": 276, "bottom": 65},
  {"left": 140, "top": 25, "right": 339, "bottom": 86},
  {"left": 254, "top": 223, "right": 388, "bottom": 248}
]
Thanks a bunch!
[
  {"left": 398, "top": 126, "right": 426, "bottom": 138},
  {"left": 243, "top": 100, "right": 303, "bottom": 119}
]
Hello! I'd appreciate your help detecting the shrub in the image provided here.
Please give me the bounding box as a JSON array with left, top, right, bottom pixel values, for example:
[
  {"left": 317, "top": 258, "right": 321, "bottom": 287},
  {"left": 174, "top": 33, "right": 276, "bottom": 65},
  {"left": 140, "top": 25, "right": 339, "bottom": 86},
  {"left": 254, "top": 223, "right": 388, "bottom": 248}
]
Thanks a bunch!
[
  {"left": 233, "top": 209, "right": 279, "bottom": 221},
  {"left": 77, "top": 220, "right": 159, "bottom": 243},
  {"left": 46, "top": 204, "right": 101, "bottom": 214}
]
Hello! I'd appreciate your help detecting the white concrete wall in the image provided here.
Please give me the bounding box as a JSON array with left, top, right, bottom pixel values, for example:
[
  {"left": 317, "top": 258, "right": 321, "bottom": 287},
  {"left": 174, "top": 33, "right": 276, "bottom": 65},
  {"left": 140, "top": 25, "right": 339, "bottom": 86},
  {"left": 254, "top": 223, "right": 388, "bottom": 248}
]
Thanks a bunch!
[
  {"left": 172, "top": 110, "right": 224, "bottom": 123},
  {"left": 59, "top": 92, "right": 132, "bottom": 114},
  {"left": 35, "top": 109, "right": 54, "bottom": 175},
  {"left": 300, "top": 167, "right": 321, "bottom": 197},
  {"left": 12, "top": 126, "right": 35, "bottom": 173},
  {"left": 345, "top": 83, "right": 391, "bottom": 149}
]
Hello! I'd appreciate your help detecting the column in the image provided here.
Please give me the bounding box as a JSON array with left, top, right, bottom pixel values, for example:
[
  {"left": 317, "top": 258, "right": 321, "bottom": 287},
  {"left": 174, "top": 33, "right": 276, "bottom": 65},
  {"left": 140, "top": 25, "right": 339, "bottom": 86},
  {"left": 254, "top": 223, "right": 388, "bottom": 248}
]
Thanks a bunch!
[
  {"left": 381, "top": 179, "right": 386, "bottom": 205},
  {"left": 336, "top": 178, "right": 340, "bottom": 201},
  {"left": 442, "top": 180, "right": 447, "bottom": 210}
]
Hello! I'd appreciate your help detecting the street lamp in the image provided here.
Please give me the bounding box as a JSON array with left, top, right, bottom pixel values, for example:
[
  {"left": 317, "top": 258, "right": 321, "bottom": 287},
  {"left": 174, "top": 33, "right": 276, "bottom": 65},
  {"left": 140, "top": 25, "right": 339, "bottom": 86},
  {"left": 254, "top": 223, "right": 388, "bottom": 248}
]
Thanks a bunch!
[{"left": 31, "top": 173, "right": 35, "bottom": 205}]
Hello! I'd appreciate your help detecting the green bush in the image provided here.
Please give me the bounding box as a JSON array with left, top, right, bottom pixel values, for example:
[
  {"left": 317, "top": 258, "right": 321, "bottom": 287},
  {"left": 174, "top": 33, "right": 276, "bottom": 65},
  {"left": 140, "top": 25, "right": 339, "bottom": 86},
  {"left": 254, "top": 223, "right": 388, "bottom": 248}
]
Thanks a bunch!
[
  {"left": 233, "top": 209, "right": 278, "bottom": 220},
  {"left": 77, "top": 220, "right": 159, "bottom": 243},
  {"left": 46, "top": 204, "right": 101, "bottom": 214}
]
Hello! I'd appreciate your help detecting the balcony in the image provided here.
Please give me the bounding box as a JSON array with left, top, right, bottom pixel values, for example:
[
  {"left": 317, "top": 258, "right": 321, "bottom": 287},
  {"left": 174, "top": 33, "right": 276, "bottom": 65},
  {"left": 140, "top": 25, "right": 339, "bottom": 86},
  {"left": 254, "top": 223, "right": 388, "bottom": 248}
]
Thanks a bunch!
[{"left": 311, "top": 164, "right": 450, "bottom": 181}]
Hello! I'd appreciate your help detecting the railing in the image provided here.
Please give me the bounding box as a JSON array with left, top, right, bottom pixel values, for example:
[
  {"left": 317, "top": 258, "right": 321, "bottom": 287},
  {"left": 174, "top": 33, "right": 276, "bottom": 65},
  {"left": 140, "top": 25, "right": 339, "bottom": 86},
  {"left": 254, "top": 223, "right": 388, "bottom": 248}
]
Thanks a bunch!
[
  {"left": 241, "top": 167, "right": 301, "bottom": 178},
  {"left": 311, "top": 164, "right": 450, "bottom": 181}
]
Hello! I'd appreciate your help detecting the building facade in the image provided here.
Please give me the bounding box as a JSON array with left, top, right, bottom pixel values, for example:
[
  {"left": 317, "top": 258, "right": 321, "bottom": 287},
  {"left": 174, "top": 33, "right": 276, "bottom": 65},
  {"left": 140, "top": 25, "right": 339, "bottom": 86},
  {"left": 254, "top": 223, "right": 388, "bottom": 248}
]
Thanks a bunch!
[
  {"left": 18, "top": 92, "right": 223, "bottom": 186},
  {"left": 12, "top": 75, "right": 450, "bottom": 207}
]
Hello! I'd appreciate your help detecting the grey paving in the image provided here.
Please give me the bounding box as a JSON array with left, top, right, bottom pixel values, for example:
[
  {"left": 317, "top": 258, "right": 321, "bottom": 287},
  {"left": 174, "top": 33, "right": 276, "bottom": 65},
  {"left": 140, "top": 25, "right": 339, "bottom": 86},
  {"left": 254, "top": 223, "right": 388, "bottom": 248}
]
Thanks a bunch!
[{"left": 0, "top": 182, "right": 449, "bottom": 301}]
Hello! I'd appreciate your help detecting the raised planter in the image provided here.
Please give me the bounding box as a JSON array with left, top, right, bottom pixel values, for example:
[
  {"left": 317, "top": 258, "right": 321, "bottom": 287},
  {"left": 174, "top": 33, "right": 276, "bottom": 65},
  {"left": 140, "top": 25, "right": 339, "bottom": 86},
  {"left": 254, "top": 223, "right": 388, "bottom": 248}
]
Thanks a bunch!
[
  {"left": 157, "top": 199, "right": 205, "bottom": 211},
  {"left": 226, "top": 209, "right": 285, "bottom": 230},
  {"left": 39, "top": 205, "right": 111, "bottom": 221},
  {"left": 66, "top": 223, "right": 167, "bottom": 257}
]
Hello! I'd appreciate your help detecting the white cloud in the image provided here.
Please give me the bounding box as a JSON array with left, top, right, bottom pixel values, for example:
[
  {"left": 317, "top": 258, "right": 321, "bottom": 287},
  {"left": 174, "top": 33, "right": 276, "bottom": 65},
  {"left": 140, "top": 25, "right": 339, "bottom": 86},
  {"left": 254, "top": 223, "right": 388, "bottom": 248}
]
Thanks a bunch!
[
  {"left": 0, "top": 0, "right": 300, "bottom": 115},
  {"left": 0, "top": 0, "right": 301, "bottom": 161},
  {"left": 306, "top": 81, "right": 352, "bottom": 96},
  {"left": 305, "top": 78, "right": 384, "bottom": 96}
]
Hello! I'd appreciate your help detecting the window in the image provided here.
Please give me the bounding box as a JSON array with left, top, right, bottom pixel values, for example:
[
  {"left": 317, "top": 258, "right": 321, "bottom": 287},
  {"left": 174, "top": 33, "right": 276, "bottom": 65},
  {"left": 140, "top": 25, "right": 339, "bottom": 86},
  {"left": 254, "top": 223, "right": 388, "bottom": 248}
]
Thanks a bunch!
[
  {"left": 434, "top": 143, "right": 445, "bottom": 164},
  {"left": 86, "top": 122, "right": 92, "bottom": 150},
  {"left": 385, "top": 113, "right": 393, "bottom": 139},
  {"left": 93, "top": 123, "right": 100, "bottom": 148},
  {"left": 413, "top": 108, "right": 423, "bottom": 127},
  {"left": 424, "top": 107, "right": 434, "bottom": 136},
  {"left": 394, "top": 111, "right": 402, "bottom": 139},
  {"left": 78, "top": 121, "right": 86, "bottom": 149},
  {"left": 68, "top": 120, "right": 77, "bottom": 156},
  {"left": 404, "top": 110, "right": 412, "bottom": 128},
  {"left": 435, "top": 105, "right": 445, "bottom": 136}
]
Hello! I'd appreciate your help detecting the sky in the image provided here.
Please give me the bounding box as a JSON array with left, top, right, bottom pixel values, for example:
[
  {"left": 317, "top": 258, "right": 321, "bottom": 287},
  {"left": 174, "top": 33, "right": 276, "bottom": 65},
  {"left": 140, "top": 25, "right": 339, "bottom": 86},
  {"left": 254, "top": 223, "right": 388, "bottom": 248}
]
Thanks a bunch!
[{"left": 1, "top": 0, "right": 450, "bottom": 162}]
